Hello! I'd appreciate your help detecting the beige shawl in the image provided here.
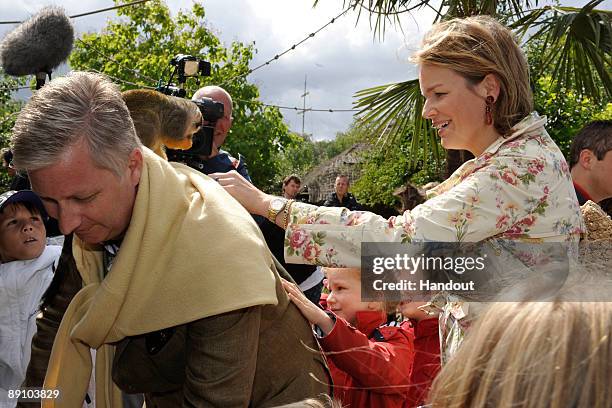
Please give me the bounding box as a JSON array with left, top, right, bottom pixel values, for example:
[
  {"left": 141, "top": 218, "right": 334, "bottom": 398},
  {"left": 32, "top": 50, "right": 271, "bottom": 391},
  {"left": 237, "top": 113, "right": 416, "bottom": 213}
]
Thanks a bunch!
[{"left": 42, "top": 148, "right": 277, "bottom": 407}]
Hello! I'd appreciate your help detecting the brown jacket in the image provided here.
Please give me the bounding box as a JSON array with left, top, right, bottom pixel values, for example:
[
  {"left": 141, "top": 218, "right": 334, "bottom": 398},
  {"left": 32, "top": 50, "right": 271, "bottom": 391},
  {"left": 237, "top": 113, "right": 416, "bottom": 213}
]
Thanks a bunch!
[
  {"left": 112, "top": 258, "right": 331, "bottom": 407},
  {"left": 20, "top": 243, "right": 330, "bottom": 407}
]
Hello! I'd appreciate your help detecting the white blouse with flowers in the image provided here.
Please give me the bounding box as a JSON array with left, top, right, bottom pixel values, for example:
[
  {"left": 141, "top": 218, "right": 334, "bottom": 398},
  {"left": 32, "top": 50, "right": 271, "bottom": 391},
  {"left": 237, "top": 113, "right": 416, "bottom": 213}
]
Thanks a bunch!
[{"left": 283, "top": 112, "right": 584, "bottom": 361}]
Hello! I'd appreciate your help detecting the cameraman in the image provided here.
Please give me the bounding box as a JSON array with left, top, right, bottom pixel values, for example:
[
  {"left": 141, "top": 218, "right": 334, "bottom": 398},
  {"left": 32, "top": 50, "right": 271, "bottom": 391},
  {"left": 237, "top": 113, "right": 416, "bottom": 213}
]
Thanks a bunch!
[
  {"left": 188, "top": 86, "right": 252, "bottom": 180},
  {"left": 191, "top": 87, "right": 322, "bottom": 303}
]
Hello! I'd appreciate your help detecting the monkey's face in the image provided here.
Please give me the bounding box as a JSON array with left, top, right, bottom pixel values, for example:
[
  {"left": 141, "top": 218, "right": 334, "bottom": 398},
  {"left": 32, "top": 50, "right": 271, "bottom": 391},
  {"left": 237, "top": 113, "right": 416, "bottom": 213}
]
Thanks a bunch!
[{"left": 164, "top": 110, "right": 202, "bottom": 150}]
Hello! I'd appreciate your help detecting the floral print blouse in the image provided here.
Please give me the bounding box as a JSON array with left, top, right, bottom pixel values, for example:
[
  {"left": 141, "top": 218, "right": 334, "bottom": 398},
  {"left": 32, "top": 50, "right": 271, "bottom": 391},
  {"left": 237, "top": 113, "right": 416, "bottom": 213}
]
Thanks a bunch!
[{"left": 284, "top": 112, "right": 584, "bottom": 361}]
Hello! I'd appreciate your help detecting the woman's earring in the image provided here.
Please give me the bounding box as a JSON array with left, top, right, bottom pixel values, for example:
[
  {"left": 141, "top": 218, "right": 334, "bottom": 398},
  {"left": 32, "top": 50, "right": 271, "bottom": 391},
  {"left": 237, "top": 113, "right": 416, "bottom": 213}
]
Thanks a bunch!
[{"left": 485, "top": 95, "right": 494, "bottom": 125}]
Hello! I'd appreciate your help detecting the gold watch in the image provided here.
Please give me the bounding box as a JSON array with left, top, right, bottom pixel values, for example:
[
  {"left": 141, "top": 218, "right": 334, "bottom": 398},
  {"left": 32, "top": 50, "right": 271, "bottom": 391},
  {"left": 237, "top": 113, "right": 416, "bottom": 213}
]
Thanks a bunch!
[{"left": 267, "top": 197, "right": 288, "bottom": 223}]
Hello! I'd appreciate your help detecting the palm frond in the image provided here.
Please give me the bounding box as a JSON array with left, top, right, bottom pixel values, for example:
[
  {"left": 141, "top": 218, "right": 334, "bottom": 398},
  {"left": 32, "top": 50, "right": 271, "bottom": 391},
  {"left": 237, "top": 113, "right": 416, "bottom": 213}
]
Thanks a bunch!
[
  {"left": 511, "top": 0, "right": 611, "bottom": 99},
  {"left": 322, "top": 0, "right": 610, "bottom": 172},
  {"left": 320, "top": 0, "right": 443, "bottom": 37},
  {"left": 354, "top": 79, "right": 440, "bottom": 169}
]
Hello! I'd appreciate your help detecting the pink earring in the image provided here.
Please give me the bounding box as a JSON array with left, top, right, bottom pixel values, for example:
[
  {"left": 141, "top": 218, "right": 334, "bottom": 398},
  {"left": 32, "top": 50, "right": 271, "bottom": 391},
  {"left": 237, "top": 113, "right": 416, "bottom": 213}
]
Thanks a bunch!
[{"left": 485, "top": 95, "right": 494, "bottom": 125}]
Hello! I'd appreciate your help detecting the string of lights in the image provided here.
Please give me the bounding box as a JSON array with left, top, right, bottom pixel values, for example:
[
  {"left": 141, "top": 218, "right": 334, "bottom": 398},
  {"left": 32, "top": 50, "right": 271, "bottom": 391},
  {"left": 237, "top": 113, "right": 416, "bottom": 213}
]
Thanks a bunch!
[
  {"left": 88, "top": 67, "right": 156, "bottom": 89},
  {"left": 72, "top": 7, "right": 359, "bottom": 113},
  {"left": 2, "top": 3, "right": 360, "bottom": 113},
  {"left": 92, "top": 68, "right": 358, "bottom": 113},
  {"left": 0, "top": 0, "right": 152, "bottom": 24},
  {"left": 219, "top": 6, "right": 352, "bottom": 87},
  {"left": 249, "top": 103, "right": 358, "bottom": 113},
  {"left": 77, "top": 38, "right": 159, "bottom": 84}
]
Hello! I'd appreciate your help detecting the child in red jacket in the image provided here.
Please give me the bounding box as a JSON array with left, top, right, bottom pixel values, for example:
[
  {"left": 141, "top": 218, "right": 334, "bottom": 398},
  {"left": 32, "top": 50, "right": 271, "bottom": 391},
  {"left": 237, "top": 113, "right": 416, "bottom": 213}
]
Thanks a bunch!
[
  {"left": 283, "top": 268, "right": 414, "bottom": 408},
  {"left": 399, "top": 301, "right": 441, "bottom": 408}
]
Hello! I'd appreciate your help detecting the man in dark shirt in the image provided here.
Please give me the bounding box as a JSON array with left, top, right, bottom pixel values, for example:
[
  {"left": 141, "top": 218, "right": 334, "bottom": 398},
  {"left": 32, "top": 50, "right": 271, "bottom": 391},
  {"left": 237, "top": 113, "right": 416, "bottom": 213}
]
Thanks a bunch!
[
  {"left": 324, "top": 174, "right": 361, "bottom": 210},
  {"left": 168, "top": 85, "right": 252, "bottom": 179},
  {"left": 569, "top": 120, "right": 612, "bottom": 207}
]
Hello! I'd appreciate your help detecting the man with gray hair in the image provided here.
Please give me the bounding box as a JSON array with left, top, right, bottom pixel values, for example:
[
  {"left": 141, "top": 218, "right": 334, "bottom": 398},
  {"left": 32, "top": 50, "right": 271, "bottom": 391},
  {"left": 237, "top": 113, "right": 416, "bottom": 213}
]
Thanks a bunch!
[{"left": 11, "top": 72, "right": 328, "bottom": 407}]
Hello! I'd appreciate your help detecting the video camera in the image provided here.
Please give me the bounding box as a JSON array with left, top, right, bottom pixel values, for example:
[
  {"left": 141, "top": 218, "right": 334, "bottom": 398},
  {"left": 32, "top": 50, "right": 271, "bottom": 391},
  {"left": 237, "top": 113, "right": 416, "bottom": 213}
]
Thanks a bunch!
[{"left": 157, "top": 54, "right": 224, "bottom": 158}]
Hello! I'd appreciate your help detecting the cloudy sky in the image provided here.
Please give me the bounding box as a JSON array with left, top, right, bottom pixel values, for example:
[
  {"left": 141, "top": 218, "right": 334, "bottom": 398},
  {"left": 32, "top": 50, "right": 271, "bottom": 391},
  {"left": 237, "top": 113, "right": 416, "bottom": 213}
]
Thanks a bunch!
[{"left": 1, "top": 0, "right": 439, "bottom": 140}]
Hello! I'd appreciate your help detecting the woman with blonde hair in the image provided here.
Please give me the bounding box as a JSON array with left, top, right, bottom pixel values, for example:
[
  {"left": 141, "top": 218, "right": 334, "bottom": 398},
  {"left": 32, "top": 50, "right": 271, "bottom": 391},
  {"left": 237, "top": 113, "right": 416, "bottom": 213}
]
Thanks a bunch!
[
  {"left": 427, "top": 298, "right": 612, "bottom": 407},
  {"left": 212, "top": 15, "right": 583, "bottom": 362}
]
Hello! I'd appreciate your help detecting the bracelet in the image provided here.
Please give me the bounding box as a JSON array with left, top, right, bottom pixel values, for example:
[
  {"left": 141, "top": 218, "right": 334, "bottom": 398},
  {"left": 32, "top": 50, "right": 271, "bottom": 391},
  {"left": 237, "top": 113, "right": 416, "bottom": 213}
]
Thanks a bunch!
[{"left": 281, "top": 199, "right": 294, "bottom": 230}]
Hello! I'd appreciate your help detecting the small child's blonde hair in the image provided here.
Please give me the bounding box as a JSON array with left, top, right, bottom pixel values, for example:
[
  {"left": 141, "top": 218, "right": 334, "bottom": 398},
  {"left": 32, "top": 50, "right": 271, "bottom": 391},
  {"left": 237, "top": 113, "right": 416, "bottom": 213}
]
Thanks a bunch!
[{"left": 428, "top": 297, "right": 612, "bottom": 407}]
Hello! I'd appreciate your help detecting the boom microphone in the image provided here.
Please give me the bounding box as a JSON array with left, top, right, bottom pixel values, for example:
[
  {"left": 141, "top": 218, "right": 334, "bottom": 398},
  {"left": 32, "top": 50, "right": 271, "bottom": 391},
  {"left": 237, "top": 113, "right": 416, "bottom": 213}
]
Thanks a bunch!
[{"left": 0, "top": 6, "right": 74, "bottom": 89}]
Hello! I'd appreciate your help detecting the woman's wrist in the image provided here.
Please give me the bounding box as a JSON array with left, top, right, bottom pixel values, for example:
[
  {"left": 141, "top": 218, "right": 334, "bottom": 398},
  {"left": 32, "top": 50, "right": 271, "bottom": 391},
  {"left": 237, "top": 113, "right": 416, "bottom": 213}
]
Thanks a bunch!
[{"left": 258, "top": 195, "right": 273, "bottom": 217}]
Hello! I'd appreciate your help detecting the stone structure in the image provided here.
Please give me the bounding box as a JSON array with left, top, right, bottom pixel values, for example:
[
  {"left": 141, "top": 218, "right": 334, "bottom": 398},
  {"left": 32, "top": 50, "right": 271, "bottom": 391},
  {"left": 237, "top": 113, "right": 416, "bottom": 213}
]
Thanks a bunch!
[{"left": 301, "top": 143, "right": 370, "bottom": 204}]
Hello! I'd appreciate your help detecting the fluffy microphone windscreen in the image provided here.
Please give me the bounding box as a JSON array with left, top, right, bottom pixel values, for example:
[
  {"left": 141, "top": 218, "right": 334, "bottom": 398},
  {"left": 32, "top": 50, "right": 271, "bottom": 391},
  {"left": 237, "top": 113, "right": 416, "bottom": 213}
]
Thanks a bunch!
[{"left": 0, "top": 6, "right": 74, "bottom": 76}]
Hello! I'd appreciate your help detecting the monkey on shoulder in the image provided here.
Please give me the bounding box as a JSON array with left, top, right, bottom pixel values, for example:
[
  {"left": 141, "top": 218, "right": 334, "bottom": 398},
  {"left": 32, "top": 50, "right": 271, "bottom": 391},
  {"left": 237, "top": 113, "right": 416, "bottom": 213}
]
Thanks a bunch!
[{"left": 122, "top": 89, "right": 202, "bottom": 159}]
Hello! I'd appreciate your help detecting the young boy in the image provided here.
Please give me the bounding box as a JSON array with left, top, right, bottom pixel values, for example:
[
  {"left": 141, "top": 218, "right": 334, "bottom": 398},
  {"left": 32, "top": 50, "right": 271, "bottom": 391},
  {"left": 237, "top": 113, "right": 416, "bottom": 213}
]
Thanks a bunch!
[
  {"left": 0, "top": 190, "right": 61, "bottom": 405},
  {"left": 283, "top": 267, "right": 414, "bottom": 408}
]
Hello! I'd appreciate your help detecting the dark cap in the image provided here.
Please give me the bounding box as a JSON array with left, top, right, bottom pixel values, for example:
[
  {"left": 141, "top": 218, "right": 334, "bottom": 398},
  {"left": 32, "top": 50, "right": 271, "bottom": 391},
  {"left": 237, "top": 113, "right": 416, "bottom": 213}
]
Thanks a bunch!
[{"left": 0, "top": 190, "right": 48, "bottom": 219}]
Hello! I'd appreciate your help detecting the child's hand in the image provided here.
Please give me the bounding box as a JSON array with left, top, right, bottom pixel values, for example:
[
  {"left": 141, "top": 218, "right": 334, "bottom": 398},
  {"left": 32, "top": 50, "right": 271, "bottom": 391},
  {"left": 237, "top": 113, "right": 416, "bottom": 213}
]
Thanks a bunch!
[{"left": 282, "top": 278, "right": 335, "bottom": 335}]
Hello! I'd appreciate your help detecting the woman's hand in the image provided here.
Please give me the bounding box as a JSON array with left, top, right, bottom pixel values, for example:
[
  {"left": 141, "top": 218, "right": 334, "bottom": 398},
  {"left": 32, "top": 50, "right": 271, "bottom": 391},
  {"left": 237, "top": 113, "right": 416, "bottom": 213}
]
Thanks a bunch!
[
  {"left": 282, "top": 278, "right": 335, "bottom": 335},
  {"left": 210, "top": 170, "right": 271, "bottom": 216}
]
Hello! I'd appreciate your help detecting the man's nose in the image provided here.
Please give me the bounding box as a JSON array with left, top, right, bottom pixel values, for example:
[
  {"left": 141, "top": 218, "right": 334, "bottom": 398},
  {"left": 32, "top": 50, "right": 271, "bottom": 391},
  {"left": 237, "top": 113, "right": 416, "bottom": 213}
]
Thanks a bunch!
[
  {"left": 22, "top": 222, "right": 34, "bottom": 232},
  {"left": 57, "top": 205, "right": 82, "bottom": 235}
]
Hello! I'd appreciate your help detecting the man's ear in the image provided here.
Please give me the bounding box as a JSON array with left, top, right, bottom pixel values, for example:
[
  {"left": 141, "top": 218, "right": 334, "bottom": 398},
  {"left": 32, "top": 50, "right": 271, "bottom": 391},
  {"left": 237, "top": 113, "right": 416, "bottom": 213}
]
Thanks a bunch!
[
  {"left": 127, "top": 148, "right": 143, "bottom": 186},
  {"left": 578, "top": 149, "right": 596, "bottom": 170},
  {"left": 481, "top": 74, "right": 501, "bottom": 102}
]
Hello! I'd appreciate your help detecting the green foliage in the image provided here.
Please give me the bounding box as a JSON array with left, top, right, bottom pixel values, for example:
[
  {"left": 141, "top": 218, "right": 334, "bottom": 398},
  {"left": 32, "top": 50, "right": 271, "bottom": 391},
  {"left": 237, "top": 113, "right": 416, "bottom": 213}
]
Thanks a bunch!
[
  {"left": 511, "top": 0, "right": 611, "bottom": 100},
  {"left": 352, "top": 146, "right": 407, "bottom": 207},
  {"left": 352, "top": 129, "right": 444, "bottom": 207},
  {"left": 274, "top": 133, "right": 318, "bottom": 190},
  {"left": 329, "top": 0, "right": 612, "bottom": 171},
  {"left": 0, "top": 70, "right": 26, "bottom": 191},
  {"left": 317, "top": 122, "right": 367, "bottom": 158},
  {"left": 534, "top": 75, "right": 612, "bottom": 159},
  {"left": 527, "top": 37, "right": 611, "bottom": 159},
  {"left": 69, "top": 0, "right": 293, "bottom": 189}
]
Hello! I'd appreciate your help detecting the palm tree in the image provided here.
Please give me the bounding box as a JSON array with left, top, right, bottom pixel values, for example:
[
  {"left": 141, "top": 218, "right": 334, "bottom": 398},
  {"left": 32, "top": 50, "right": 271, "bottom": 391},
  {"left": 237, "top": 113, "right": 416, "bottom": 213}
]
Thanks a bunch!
[{"left": 316, "top": 0, "right": 611, "bottom": 175}]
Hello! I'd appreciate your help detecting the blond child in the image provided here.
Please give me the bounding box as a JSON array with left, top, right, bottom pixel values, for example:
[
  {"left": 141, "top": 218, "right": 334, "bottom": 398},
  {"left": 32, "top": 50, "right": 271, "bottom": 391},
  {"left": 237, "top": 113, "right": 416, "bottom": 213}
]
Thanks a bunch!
[
  {"left": 0, "top": 191, "right": 60, "bottom": 406},
  {"left": 428, "top": 296, "right": 612, "bottom": 408},
  {"left": 283, "top": 267, "right": 414, "bottom": 408}
]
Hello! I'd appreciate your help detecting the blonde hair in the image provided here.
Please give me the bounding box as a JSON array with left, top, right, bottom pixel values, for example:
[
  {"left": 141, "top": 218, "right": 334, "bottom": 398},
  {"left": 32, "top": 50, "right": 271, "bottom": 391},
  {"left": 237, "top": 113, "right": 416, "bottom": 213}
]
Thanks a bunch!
[
  {"left": 11, "top": 71, "right": 141, "bottom": 177},
  {"left": 413, "top": 16, "right": 533, "bottom": 136},
  {"left": 428, "top": 300, "right": 612, "bottom": 407}
]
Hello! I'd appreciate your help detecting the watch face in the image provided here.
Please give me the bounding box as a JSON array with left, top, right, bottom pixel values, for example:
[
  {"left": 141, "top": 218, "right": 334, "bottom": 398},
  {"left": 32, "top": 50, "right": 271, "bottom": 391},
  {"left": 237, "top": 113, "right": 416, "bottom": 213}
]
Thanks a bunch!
[{"left": 271, "top": 198, "right": 286, "bottom": 211}]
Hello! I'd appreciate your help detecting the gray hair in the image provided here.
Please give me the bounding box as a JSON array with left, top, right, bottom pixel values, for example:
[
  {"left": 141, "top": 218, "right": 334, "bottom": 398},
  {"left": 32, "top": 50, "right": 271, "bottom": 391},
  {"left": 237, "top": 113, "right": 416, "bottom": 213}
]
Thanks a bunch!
[{"left": 11, "top": 71, "right": 142, "bottom": 177}]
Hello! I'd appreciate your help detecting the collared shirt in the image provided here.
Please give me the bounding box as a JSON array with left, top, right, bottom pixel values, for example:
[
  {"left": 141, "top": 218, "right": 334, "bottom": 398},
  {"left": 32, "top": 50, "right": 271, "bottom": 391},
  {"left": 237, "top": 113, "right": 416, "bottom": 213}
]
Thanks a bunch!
[
  {"left": 323, "top": 192, "right": 361, "bottom": 211},
  {"left": 573, "top": 181, "right": 593, "bottom": 205},
  {"left": 178, "top": 149, "right": 252, "bottom": 182},
  {"left": 284, "top": 112, "right": 584, "bottom": 360}
]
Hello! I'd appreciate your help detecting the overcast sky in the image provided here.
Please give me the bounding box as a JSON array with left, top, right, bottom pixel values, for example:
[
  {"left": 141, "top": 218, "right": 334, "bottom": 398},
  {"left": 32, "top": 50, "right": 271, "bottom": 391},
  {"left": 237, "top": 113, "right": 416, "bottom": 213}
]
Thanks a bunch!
[{"left": 1, "top": 0, "right": 438, "bottom": 140}]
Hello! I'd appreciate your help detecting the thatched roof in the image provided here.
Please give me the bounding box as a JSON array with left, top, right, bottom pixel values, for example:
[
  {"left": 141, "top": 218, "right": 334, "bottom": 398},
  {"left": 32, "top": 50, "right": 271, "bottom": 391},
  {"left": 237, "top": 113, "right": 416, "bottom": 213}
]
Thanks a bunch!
[{"left": 301, "top": 143, "right": 370, "bottom": 204}]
